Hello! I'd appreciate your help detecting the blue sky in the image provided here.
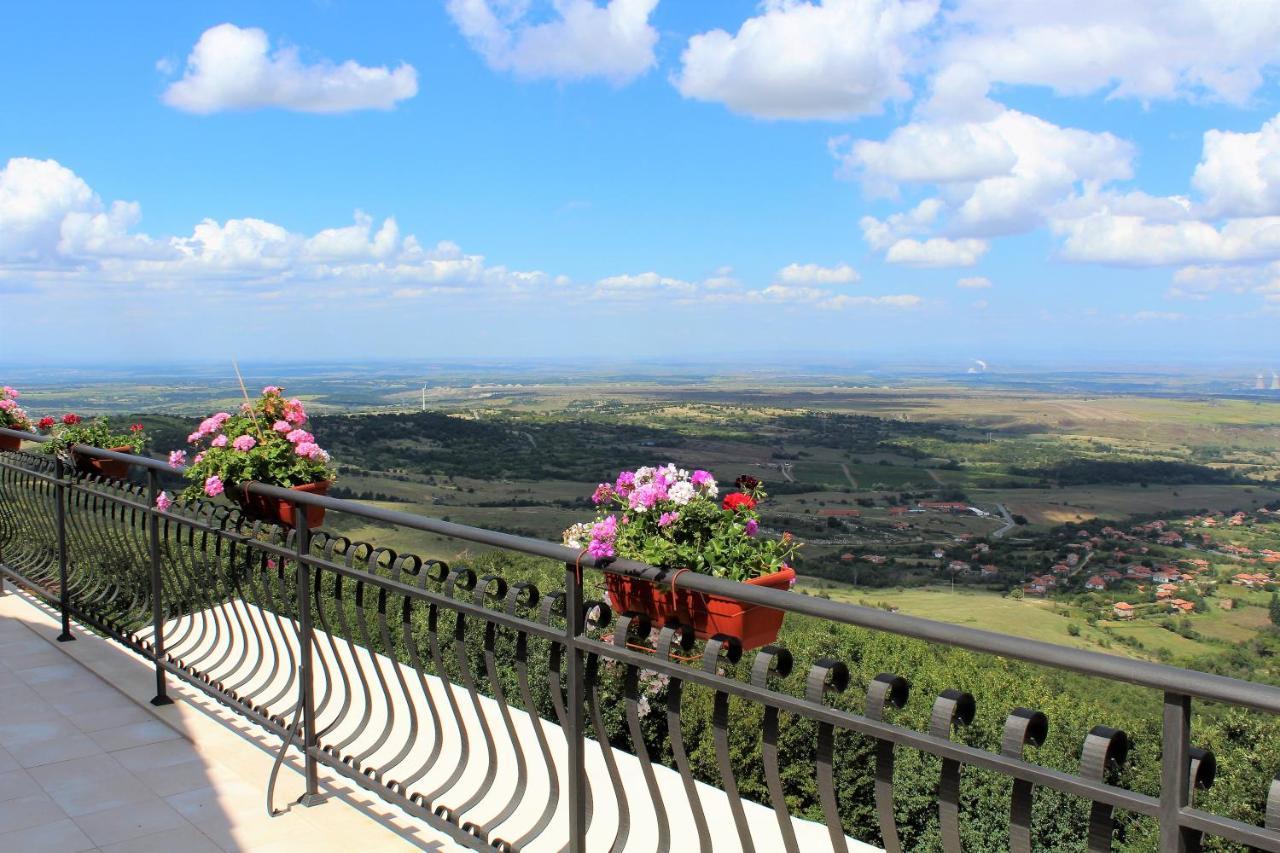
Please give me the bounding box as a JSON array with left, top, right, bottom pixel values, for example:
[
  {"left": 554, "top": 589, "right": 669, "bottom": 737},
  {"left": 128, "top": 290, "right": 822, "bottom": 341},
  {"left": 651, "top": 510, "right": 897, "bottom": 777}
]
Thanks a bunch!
[{"left": 2, "top": 1, "right": 1280, "bottom": 368}]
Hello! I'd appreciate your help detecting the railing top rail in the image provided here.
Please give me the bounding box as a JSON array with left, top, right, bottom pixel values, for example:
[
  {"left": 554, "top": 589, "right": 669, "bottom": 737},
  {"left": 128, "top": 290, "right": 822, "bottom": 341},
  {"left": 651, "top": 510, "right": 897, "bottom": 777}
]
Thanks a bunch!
[{"left": 5, "top": 424, "right": 1280, "bottom": 713}]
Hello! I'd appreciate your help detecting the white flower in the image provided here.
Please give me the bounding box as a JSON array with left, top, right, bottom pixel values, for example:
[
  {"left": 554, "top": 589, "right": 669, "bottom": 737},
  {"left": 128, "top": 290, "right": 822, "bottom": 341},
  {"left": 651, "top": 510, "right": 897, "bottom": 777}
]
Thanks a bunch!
[
  {"left": 563, "top": 522, "right": 592, "bottom": 549},
  {"left": 668, "top": 481, "right": 696, "bottom": 505},
  {"left": 634, "top": 466, "right": 655, "bottom": 485}
]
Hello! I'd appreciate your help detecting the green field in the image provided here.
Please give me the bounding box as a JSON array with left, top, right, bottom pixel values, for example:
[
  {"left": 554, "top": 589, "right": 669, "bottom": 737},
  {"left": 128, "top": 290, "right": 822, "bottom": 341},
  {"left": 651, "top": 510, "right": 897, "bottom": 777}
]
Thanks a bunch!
[{"left": 798, "top": 579, "right": 1279, "bottom": 670}]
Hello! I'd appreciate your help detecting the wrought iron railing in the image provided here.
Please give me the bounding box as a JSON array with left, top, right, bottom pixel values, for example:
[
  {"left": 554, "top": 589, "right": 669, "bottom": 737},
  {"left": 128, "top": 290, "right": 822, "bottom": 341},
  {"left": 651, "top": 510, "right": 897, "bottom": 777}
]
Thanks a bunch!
[{"left": 3, "top": 425, "right": 1280, "bottom": 852}]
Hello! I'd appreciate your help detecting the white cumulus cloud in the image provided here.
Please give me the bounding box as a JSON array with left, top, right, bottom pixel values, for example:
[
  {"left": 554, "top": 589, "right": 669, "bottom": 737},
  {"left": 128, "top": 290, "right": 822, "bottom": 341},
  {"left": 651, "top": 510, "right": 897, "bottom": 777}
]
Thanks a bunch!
[
  {"left": 446, "top": 0, "right": 659, "bottom": 84},
  {"left": 674, "top": 0, "right": 938, "bottom": 120},
  {"left": 1193, "top": 114, "right": 1280, "bottom": 218},
  {"left": 776, "top": 262, "right": 860, "bottom": 285},
  {"left": 883, "top": 237, "right": 988, "bottom": 267},
  {"left": 0, "top": 157, "right": 550, "bottom": 295},
  {"left": 941, "top": 0, "right": 1280, "bottom": 105},
  {"left": 840, "top": 75, "right": 1134, "bottom": 239},
  {"left": 956, "top": 276, "right": 992, "bottom": 289},
  {"left": 1052, "top": 211, "right": 1280, "bottom": 266},
  {"left": 162, "top": 24, "right": 418, "bottom": 114}
]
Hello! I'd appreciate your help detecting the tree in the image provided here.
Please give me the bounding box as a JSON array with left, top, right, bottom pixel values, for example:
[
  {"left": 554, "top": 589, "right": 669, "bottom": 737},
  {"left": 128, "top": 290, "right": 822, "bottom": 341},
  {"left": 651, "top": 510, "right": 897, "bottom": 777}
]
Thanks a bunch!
[{"left": 1269, "top": 593, "right": 1280, "bottom": 627}]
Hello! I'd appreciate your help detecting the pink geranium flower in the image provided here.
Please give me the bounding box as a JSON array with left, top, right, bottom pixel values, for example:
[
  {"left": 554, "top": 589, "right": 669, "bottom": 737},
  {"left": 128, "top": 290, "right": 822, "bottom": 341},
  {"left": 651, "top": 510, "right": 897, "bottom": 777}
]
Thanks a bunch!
[
  {"left": 155, "top": 491, "right": 173, "bottom": 512},
  {"left": 232, "top": 435, "right": 256, "bottom": 452},
  {"left": 204, "top": 475, "right": 224, "bottom": 497},
  {"left": 168, "top": 450, "right": 186, "bottom": 469},
  {"left": 295, "top": 441, "right": 322, "bottom": 459}
]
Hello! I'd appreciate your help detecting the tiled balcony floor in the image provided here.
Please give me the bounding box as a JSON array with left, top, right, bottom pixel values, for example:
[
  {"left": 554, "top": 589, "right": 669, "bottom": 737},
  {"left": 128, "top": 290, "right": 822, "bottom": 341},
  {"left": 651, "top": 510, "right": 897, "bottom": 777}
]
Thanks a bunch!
[{"left": 0, "top": 584, "right": 461, "bottom": 852}]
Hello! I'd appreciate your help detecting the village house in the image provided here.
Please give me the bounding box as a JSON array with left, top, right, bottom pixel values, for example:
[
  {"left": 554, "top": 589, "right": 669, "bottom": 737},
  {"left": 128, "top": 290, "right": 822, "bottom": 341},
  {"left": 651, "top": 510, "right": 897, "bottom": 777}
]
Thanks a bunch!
[
  {"left": 1113, "top": 602, "right": 1135, "bottom": 619},
  {"left": 1085, "top": 575, "right": 1106, "bottom": 590},
  {"left": 1232, "top": 573, "right": 1272, "bottom": 588}
]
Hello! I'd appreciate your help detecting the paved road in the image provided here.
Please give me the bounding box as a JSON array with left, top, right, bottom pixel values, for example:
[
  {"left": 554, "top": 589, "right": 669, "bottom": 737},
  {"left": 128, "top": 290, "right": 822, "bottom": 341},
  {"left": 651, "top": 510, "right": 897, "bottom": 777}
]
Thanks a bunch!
[
  {"left": 992, "top": 503, "right": 1017, "bottom": 539},
  {"left": 840, "top": 462, "right": 859, "bottom": 489}
]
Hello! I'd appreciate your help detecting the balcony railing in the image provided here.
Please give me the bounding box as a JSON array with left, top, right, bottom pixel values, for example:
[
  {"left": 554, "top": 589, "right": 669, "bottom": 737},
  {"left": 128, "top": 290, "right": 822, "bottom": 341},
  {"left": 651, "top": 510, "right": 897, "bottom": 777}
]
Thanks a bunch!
[{"left": 2, "top": 425, "right": 1280, "bottom": 852}]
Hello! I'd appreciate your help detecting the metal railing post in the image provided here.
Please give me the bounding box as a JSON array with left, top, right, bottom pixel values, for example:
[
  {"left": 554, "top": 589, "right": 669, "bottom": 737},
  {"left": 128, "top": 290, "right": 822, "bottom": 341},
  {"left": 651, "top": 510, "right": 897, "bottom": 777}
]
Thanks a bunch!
[
  {"left": 295, "top": 506, "right": 322, "bottom": 806},
  {"left": 146, "top": 469, "right": 173, "bottom": 706},
  {"left": 54, "top": 458, "right": 74, "bottom": 643},
  {"left": 565, "top": 561, "right": 587, "bottom": 852},
  {"left": 1159, "top": 691, "right": 1192, "bottom": 851}
]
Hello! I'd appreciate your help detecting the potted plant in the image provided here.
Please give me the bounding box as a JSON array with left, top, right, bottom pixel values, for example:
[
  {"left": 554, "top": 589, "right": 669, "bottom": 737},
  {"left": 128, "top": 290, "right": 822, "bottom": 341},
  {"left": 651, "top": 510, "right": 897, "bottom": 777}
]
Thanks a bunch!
[
  {"left": 38, "top": 414, "right": 145, "bottom": 479},
  {"left": 177, "top": 386, "right": 335, "bottom": 529},
  {"left": 564, "top": 467, "right": 800, "bottom": 649},
  {"left": 0, "top": 386, "right": 34, "bottom": 451}
]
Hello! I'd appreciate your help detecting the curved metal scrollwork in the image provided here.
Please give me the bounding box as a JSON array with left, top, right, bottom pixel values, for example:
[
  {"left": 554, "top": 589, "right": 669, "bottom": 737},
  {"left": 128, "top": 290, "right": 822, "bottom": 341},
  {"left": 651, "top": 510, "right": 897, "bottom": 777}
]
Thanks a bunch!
[
  {"left": 930, "top": 688, "right": 976, "bottom": 853},
  {"left": 866, "top": 672, "right": 910, "bottom": 853},
  {"left": 752, "top": 644, "right": 798, "bottom": 853},
  {"left": 1001, "top": 707, "right": 1048, "bottom": 853},
  {"left": 1081, "top": 725, "right": 1129, "bottom": 852},
  {"left": 807, "top": 656, "right": 851, "bottom": 853}
]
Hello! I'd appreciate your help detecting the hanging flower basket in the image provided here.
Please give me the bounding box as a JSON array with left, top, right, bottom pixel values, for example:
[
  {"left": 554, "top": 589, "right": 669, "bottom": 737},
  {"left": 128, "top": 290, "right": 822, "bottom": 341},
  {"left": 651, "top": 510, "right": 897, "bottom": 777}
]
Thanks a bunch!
[
  {"left": 605, "top": 565, "right": 796, "bottom": 650},
  {"left": 173, "top": 386, "right": 337, "bottom": 530},
  {"left": 230, "top": 480, "right": 331, "bottom": 530},
  {"left": 566, "top": 466, "right": 801, "bottom": 651},
  {"left": 0, "top": 386, "right": 33, "bottom": 450},
  {"left": 73, "top": 445, "right": 133, "bottom": 480},
  {"left": 38, "top": 415, "right": 146, "bottom": 480}
]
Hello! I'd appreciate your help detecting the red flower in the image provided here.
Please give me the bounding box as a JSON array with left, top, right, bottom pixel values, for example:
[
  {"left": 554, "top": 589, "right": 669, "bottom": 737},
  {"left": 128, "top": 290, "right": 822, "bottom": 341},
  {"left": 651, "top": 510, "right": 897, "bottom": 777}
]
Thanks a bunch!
[
  {"left": 722, "top": 493, "right": 757, "bottom": 512},
  {"left": 735, "top": 475, "right": 761, "bottom": 491},
  {"left": 37, "top": 417, "right": 55, "bottom": 431},
  {"left": 130, "top": 423, "right": 144, "bottom": 433},
  {"left": 62, "top": 414, "right": 81, "bottom": 425}
]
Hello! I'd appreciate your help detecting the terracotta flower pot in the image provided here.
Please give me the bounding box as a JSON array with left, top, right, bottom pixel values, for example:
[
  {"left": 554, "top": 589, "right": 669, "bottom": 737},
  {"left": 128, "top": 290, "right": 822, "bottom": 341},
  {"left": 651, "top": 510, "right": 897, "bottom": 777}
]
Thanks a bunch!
[
  {"left": 74, "top": 446, "right": 133, "bottom": 480},
  {"left": 232, "top": 480, "right": 331, "bottom": 530},
  {"left": 604, "top": 565, "right": 795, "bottom": 650},
  {"left": 0, "top": 433, "right": 21, "bottom": 452}
]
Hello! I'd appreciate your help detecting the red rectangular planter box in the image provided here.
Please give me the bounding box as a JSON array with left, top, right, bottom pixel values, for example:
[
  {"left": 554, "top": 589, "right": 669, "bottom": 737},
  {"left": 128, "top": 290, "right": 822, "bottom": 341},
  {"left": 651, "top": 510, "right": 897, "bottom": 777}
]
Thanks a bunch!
[
  {"left": 232, "top": 480, "right": 331, "bottom": 530},
  {"left": 74, "top": 446, "right": 133, "bottom": 480},
  {"left": 604, "top": 566, "right": 795, "bottom": 650}
]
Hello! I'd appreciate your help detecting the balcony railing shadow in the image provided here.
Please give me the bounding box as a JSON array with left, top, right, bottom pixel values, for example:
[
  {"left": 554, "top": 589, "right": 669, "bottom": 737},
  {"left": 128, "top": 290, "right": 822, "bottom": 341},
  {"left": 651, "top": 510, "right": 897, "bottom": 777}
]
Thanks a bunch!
[
  {"left": 0, "top": 575, "right": 462, "bottom": 850},
  {"left": 3, "top": 426, "right": 1280, "bottom": 852}
]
